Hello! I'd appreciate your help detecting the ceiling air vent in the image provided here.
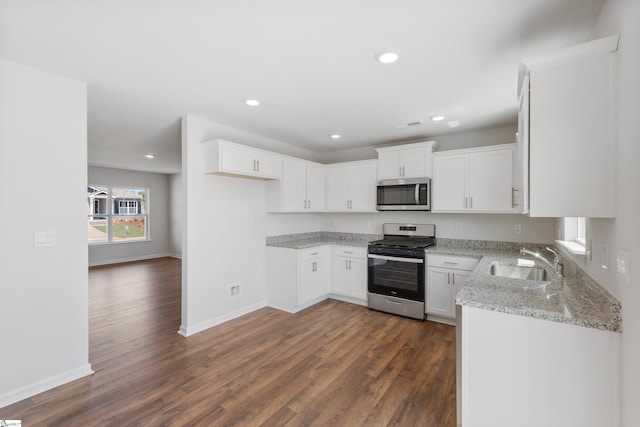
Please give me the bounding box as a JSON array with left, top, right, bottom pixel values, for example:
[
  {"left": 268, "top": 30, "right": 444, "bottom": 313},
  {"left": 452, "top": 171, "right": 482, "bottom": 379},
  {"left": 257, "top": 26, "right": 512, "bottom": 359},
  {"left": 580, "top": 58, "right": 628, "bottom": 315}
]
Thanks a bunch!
[{"left": 394, "top": 121, "right": 423, "bottom": 129}]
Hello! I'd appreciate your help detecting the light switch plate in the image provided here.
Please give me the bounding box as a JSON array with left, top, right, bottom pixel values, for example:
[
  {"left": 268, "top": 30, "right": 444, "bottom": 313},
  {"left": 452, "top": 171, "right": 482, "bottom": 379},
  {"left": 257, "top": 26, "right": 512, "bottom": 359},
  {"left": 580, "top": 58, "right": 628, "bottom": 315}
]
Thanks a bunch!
[
  {"left": 34, "top": 231, "right": 57, "bottom": 247},
  {"left": 617, "top": 250, "right": 631, "bottom": 286}
]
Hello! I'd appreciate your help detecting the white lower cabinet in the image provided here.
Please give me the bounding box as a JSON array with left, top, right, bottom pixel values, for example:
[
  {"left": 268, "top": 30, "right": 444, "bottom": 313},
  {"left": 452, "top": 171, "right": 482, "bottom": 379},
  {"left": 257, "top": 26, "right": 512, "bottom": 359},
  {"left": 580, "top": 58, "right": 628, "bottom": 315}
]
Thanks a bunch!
[
  {"left": 426, "top": 254, "right": 479, "bottom": 323},
  {"left": 330, "top": 246, "right": 368, "bottom": 305},
  {"left": 267, "top": 244, "right": 369, "bottom": 313},
  {"left": 266, "top": 246, "right": 330, "bottom": 313}
]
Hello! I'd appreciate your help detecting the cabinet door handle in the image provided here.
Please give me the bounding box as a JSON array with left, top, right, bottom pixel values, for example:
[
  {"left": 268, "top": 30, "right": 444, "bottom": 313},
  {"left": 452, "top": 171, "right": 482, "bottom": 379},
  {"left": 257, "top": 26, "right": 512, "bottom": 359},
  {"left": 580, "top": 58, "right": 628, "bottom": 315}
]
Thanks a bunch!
[
  {"left": 308, "top": 200, "right": 311, "bottom": 209},
  {"left": 252, "top": 160, "right": 257, "bottom": 171},
  {"left": 349, "top": 260, "right": 352, "bottom": 270},
  {"left": 444, "top": 261, "right": 458, "bottom": 265},
  {"left": 344, "top": 251, "right": 353, "bottom": 254},
  {"left": 399, "top": 166, "right": 403, "bottom": 177},
  {"left": 452, "top": 273, "right": 455, "bottom": 285},
  {"left": 464, "top": 197, "right": 467, "bottom": 208},
  {"left": 312, "top": 261, "right": 317, "bottom": 272},
  {"left": 512, "top": 187, "right": 519, "bottom": 208},
  {"left": 310, "top": 252, "right": 319, "bottom": 256},
  {"left": 256, "top": 159, "right": 260, "bottom": 171},
  {"left": 447, "top": 272, "right": 451, "bottom": 284}
]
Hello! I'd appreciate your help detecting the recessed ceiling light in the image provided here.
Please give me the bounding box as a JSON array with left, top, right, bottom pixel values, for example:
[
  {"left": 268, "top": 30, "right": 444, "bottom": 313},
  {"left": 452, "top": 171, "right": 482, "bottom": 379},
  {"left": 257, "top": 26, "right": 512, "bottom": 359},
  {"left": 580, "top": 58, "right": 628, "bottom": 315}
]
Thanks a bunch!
[
  {"left": 431, "top": 115, "right": 446, "bottom": 121},
  {"left": 330, "top": 134, "right": 341, "bottom": 140},
  {"left": 144, "top": 153, "right": 156, "bottom": 159},
  {"left": 375, "top": 51, "right": 399, "bottom": 64},
  {"left": 447, "top": 120, "right": 461, "bottom": 128},
  {"left": 244, "top": 98, "right": 260, "bottom": 107}
]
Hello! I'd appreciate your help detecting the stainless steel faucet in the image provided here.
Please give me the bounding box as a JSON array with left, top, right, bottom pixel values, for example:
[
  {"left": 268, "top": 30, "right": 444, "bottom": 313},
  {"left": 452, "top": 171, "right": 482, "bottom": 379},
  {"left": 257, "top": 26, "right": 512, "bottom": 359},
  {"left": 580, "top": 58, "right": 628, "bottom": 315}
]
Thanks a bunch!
[{"left": 520, "top": 247, "right": 564, "bottom": 276}]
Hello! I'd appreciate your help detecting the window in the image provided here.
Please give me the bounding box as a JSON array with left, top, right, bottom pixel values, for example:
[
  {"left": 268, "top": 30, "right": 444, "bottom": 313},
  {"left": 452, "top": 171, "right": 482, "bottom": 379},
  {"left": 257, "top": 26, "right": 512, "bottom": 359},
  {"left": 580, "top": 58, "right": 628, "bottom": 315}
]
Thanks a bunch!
[
  {"left": 557, "top": 217, "right": 586, "bottom": 255},
  {"left": 88, "top": 186, "right": 149, "bottom": 244}
]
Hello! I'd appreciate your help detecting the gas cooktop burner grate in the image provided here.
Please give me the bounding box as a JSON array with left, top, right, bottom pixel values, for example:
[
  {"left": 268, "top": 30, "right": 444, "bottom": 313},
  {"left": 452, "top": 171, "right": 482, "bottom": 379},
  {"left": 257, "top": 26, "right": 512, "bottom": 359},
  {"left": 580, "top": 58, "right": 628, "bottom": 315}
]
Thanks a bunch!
[{"left": 368, "top": 238, "right": 435, "bottom": 250}]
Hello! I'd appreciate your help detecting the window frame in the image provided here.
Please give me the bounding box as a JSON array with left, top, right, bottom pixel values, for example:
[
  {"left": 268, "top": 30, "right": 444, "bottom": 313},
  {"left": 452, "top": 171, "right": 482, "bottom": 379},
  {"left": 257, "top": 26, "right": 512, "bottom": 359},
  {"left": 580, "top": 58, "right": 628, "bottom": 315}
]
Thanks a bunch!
[
  {"left": 88, "top": 185, "right": 150, "bottom": 245},
  {"left": 556, "top": 217, "right": 587, "bottom": 256}
]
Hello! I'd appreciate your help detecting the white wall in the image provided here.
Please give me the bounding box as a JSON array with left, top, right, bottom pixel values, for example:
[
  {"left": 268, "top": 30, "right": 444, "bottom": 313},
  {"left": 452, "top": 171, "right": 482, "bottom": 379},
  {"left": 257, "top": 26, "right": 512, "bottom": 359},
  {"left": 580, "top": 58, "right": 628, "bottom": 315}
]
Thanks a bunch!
[
  {"left": 0, "top": 58, "right": 92, "bottom": 407},
  {"left": 317, "top": 124, "right": 517, "bottom": 163},
  {"left": 180, "top": 115, "right": 322, "bottom": 336},
  {"left": 323, "top": 211, "right": 555, "bottom": 243},
  {"left": 169, "top": 173, "right": 182, "bottom": 257},
  {"left": 576, "top": 2, "right": 640, "bottom": 426},
  {"left": 88, "top": 166, "right": 174, "bottom": 265}
]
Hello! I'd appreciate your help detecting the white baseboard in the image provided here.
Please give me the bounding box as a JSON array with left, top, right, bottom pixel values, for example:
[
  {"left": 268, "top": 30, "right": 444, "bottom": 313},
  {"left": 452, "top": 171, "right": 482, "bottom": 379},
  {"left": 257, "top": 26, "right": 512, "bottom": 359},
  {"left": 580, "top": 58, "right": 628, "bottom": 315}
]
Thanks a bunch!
[
  {"left": 178, "top": 300, "right": 268, "bottom": 337},
  {"left": 0, "top": 363, "right": 93, "bottom": 409},
  {"left": 328, "top": 294, "right": 368, "bottom": 307},
  {"left": 89, "top": 253, "right": 179, "bottom": 267}
]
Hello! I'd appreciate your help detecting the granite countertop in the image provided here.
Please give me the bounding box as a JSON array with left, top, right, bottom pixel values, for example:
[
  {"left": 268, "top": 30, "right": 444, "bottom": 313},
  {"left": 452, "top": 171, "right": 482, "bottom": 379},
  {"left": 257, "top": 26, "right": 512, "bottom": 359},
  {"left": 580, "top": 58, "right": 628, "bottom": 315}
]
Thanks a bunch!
[
  {"left": 266, "top": 232, "right": 381, "bottom": 249},
  {"left": 266, "top": 233, "right": 622, "bottom": 333},
  {"left": 427, "top": 242, "right": 622, "bottom": 333}
]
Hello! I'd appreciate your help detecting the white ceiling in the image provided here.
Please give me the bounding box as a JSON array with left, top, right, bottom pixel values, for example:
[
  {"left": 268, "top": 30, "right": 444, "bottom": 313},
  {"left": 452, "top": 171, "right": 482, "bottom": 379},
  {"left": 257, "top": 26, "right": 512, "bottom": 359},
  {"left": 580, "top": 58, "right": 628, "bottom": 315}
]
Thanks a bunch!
[{"left": 0, "top": 0, "right": 604, "bottom": 174}]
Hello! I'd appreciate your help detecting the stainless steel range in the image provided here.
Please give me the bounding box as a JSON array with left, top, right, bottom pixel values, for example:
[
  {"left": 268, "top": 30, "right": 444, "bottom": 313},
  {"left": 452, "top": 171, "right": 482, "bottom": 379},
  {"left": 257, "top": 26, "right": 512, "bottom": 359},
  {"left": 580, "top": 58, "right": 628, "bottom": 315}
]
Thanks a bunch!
[{"left": 368, "top": 223, "right": 436, "bottom": 320}]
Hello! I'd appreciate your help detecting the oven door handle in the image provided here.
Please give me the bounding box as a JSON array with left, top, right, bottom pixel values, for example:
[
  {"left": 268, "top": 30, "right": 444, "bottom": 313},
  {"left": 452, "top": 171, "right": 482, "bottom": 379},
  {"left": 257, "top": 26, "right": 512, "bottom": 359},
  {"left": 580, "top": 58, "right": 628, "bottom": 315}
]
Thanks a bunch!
[{"left": 367, "top": 254, "right": 424, "bottom": 264}]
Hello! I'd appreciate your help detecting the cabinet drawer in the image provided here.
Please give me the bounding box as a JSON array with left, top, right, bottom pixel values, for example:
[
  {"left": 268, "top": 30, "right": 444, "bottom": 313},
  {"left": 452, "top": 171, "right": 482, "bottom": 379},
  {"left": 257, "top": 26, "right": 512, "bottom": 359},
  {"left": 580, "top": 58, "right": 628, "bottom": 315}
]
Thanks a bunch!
[
  {"left": 332, "top": 246, "right": 367, "bottom": 258},
  {"left": 427, "top": 254, "right": 480, "bottom": 271},
  {"left": 300, "top": 246, "right": 328, "bottom": 261}
]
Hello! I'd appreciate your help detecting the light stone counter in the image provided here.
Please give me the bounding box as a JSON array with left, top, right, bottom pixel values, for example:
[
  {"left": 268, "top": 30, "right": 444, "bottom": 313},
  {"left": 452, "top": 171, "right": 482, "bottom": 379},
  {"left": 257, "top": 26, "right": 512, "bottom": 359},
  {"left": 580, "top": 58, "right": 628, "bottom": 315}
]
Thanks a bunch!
[
  {"left": 427, "top": 240, "right": 622, "bottom": 333},
  {"left": 266, "top": 232, "right": 381, "bottom": 249}
]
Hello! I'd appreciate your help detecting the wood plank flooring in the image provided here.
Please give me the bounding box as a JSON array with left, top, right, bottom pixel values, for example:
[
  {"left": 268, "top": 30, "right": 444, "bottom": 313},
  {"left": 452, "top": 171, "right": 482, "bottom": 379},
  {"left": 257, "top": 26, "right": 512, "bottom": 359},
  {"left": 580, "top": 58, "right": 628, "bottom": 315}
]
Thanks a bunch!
[{"left": 0, "top": 257, "right": 456, "bottom": 426}]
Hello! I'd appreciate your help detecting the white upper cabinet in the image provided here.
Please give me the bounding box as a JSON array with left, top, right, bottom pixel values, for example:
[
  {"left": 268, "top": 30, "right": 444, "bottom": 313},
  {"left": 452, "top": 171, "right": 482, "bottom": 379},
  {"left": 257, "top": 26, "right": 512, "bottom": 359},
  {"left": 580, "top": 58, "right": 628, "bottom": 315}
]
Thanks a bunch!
[
  {"left": 432, "top": 144, "right": 518, "bottom": 213},
  {"left": 267, "top": 159, "right": 325, "bottom": 212},
  {"left": 375, "top": 141, "right": 437, "bottom": 180},
  {"left": 520, "top": 34, "right": 619, "bottom": 218},
  {"left": 325, "top": 160, "right": 377, "bottom": 212},
  {"left": 202, "top": 139, "right": 282, "bottom": 180}
]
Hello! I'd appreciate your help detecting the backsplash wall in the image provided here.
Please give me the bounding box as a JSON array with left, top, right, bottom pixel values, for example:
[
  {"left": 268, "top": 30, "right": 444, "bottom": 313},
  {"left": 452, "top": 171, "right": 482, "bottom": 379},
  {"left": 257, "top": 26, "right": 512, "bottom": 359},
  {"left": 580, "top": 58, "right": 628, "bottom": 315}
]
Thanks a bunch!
[{"left": 321, "top": 211, "right": 556, "bottom": 244}]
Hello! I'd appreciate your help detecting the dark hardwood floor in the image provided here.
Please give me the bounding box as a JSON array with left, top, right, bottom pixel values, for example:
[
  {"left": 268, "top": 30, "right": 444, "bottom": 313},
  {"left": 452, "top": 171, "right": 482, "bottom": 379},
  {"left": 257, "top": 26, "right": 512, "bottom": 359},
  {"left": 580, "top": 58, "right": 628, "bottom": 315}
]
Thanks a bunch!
[{"left": 0, "top": 257, "right": 456, "bottom": 426}]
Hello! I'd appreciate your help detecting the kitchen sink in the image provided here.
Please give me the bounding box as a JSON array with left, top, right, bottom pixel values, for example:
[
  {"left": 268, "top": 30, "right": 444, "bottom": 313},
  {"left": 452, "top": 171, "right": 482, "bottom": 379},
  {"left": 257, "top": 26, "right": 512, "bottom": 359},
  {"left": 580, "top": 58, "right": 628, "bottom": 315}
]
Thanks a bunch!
[{"left": 489, "top": 262, "right": 550, "bottom": 282}]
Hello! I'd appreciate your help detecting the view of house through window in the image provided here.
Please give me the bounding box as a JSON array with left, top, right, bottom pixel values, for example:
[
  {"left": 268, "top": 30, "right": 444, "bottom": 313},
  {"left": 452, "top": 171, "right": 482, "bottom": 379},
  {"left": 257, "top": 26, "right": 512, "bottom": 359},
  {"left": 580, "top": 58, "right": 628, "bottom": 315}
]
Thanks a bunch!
[{"left": 88, "top": 186, "right": 149, "bottom": 244}]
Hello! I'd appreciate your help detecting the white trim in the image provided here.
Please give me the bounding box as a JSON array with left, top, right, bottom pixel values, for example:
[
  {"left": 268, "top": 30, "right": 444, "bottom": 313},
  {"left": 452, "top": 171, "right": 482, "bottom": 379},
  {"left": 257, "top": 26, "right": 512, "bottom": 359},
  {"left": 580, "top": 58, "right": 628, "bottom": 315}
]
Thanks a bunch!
[
  {"left": 177, "top": 300, "right": 268, "bottom": 337},
  {"left": 328, "top": 294, "right": 368, "bottom": 307},
  {"left": 88, "top": 253, "right": 176, "bottom": 267},
  {"left": 521, "top": 34, "right": 620, "bottom": 70},
  {"left": 0, "top": 364, "right": 93, "bottom": 409},
  {"left": 556, "top": 240, "right": 587, "bottom": 256}
]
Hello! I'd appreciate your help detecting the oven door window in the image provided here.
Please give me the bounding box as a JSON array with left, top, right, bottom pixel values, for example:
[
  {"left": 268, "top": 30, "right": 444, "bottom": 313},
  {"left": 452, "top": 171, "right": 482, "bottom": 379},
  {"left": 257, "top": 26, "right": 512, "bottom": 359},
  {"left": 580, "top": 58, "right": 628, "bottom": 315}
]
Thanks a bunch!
[{"left": 368, "top": 255, "right": 425, "bottom": 301}]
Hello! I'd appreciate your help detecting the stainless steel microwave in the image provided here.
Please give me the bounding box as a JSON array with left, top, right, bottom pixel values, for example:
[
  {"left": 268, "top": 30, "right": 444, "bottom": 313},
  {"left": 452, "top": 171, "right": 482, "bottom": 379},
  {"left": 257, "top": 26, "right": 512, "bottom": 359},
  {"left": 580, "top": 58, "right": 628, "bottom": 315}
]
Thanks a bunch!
[{"left": 376, "top": 178, "right": 431, "bottom": 211}]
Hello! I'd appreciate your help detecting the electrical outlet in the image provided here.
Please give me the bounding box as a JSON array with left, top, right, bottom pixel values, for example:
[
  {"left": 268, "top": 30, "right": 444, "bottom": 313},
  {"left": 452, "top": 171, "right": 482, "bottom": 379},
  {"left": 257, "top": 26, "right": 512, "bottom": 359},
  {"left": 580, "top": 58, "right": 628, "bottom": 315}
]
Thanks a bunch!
[
  {"left": 229, "top": 284, "right": 240, "bottom": 296},
  {"left": 514, "top": 224, "right": 522, "bottom": 234},
  {"left": 455, "top": 223, "right": 462, "bottom": 232}
]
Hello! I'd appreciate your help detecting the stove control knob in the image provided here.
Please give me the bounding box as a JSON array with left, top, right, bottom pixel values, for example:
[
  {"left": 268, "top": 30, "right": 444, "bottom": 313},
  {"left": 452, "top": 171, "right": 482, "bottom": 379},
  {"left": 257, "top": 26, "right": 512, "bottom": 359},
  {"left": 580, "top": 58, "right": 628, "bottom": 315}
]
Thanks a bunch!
[{"left": 405, "top": 250, "right": 414, "bottom": 257}]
